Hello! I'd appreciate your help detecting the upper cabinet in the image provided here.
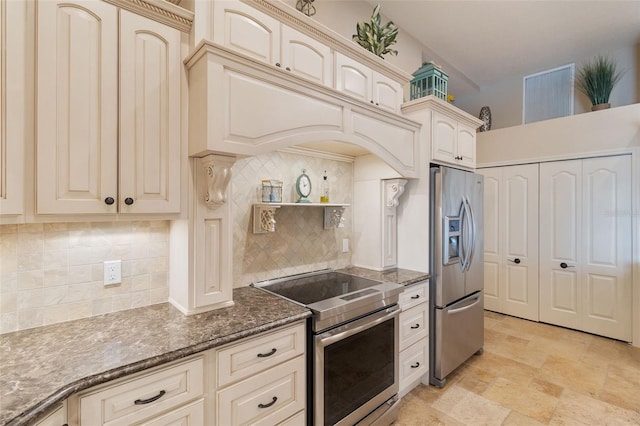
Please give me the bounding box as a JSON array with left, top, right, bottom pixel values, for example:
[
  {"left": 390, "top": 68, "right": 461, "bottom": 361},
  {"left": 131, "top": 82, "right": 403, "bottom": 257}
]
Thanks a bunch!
[
  {"left": 335, "top": 53, "right": 403, "bottom": 113},
  {"left": 36, "top": 1, "right": 182, "bottom": 215},
  {"left": 402, "top": 96, "right": 483, "bottom": 170},
  {"left": 212, "top": 0, "right": 332, "bottom": 86}
]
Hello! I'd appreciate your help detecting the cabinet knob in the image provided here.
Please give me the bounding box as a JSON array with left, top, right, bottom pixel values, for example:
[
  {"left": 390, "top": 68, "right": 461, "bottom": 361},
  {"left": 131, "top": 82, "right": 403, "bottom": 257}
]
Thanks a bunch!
[
  {"left": 124, "top": 197, "right": 134, "bottom": 205},
  {"left": 104, "top": 197, "right": 115, "bottom": 205},
  {"left": 560, "top": 262, "right": 574, "bottom": 269},
  {"left": 509, "top": 258, "right": 521, "bottom": 264},
  {"left": 275, "top": 62, "right": 281, "bottom": 67},
  {"left": 370, "top": 100, "right": 374, "bottom": 104},
  {"left": 285, "top": 67, "right": 291, "bottom": 71}
]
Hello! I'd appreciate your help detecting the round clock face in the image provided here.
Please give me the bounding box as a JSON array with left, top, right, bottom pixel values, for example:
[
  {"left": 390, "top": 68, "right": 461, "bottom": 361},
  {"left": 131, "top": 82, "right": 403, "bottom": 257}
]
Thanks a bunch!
[{"left": 296, "top": 173, "right": 312, "bottom": 198}]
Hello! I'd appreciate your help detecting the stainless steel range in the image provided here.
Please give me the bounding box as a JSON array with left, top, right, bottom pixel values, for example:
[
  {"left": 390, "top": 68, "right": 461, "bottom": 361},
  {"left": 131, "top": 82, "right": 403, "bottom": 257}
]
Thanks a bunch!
[{"left": 253, "top": 270, "right": 404, "bottom": 426}]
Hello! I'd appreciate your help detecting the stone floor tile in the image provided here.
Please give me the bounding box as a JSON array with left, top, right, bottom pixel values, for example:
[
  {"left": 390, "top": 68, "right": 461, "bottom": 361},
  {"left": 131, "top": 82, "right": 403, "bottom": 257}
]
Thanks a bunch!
[
  {"left": 482, "top": 377, "right": 559, "bottom": 423},
  {"left": 600, "top": 364, "right": 640, "bottom": 413},
  {"left": 552, "top": 388, "right": 640, "bottom": 425},
  {"left": 529, "top": 377, "right": 564, "bottom": 398},
  {"left": 432, "top": 384, "right": 511, "bottom": 425},
  {"left": 538, "top": 355, "right": 607, "bottom": 398},
  {"left": 502, "top": 410, "right": 547, "bottom": 426}
]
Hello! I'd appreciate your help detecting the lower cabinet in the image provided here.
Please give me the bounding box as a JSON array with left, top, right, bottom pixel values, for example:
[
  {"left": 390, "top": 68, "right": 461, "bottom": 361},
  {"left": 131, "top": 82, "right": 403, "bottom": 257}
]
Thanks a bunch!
[
  {"left": 72, "top": 356, "right": 205, "bottom": 426},
  {"left": 398, "top": 281, "right": 429, "bottom": 397},
  {"left": 214, "top": 322, "right": 306, "bottom": 425},
  {"left": 34, "top": 402, "right": 67, "bottom": 426}
]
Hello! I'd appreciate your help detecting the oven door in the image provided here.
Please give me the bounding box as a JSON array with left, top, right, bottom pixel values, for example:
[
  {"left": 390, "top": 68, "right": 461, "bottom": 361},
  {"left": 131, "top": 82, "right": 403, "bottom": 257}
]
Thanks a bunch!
[{"left": 315, "top": 305, "right": 400, "bottom": 426}]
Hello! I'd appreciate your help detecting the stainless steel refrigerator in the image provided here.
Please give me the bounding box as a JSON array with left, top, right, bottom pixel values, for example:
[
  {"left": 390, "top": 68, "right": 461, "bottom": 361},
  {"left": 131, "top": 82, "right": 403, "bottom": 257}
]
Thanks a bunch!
[{"left": 429, "top": 165, "right": 484, "bottom": 387}]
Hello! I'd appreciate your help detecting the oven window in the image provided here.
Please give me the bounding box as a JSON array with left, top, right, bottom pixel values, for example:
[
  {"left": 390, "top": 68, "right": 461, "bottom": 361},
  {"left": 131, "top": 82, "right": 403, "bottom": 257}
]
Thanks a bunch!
[{"left": 323, "top": 318, "right": 395, "bottom": 425}]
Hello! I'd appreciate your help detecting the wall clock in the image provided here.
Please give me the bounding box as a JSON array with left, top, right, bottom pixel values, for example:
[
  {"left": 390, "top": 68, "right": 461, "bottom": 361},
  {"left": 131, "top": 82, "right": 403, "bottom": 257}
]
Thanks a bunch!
[{"left": 295, "top": 169, "right": 312, "bottom": 203}]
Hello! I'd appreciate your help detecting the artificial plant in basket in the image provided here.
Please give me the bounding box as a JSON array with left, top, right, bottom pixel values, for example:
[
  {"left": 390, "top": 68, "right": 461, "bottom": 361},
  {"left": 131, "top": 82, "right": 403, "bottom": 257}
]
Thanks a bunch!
[
  {"left": 575, "top": 55, "right": 623, "bottom": 110},
  {"left": 352, "top": 4, "right": 398, "bottom": 59}
]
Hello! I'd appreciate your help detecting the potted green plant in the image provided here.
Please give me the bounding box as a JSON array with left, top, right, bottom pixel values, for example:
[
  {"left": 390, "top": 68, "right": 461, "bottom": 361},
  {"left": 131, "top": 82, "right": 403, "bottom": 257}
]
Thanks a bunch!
[
  {"left": 575, "top": 55, "right": 623, "bottom": 111},
  {"left": 352, "top": 4, "right": 398, "bottom": 59}
]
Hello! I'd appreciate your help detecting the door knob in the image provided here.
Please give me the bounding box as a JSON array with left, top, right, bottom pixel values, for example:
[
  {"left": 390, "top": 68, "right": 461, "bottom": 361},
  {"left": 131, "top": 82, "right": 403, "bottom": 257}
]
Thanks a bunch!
[
  {"left": 560, "top": 262, "right": 574, "bottom": 269},
  {"left": 104, "top": 197, "right": 115, "bottom": 205},
  {"left": 509, "top": 258, "right": 521, "bottom": 264},
  {"left": 124, "top": 197, "right": 134, "bottom": 205}
]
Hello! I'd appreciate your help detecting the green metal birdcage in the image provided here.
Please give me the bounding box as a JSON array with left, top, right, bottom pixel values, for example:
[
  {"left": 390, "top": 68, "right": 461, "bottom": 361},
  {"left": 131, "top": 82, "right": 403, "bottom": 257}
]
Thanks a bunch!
[{"left": 410, "top": 62, "right": 448, "bottom": 101}]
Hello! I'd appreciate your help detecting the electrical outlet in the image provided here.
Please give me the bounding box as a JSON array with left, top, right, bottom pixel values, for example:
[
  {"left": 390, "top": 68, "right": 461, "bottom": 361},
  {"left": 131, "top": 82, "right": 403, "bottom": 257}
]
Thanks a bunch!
[
  {"left": 104, "top": 260, "right": 121, "bottom": 286},
  {"left": 342, "top": 238, "right": 349, "bottom": 253}
]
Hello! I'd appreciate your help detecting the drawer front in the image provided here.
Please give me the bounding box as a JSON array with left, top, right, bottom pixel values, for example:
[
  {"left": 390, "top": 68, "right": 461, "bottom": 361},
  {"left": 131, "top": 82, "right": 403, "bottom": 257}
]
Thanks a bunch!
[
  {"left": 399, "top": 281, "right": 428, "bottom": 310},
  {"left": 139, "top": 399, "right": 204, "bottom": 426},
  {"left": 217, "top": 323, "right": 305, "bottom": 387},
  {"left": 278, "top": 410, "right": 306, "bottom": 426},
  {"left": 399, "top": 303, "right": 428, "bottom": 351},
  {"left": 399, "top": 340, "right": 428, "bottom": 394},
  {"left": 80, "top": 357, "right": 204, "bottom": 426},
  {"left": 217, "top": 355, "right": 305, "bottom": 426}
]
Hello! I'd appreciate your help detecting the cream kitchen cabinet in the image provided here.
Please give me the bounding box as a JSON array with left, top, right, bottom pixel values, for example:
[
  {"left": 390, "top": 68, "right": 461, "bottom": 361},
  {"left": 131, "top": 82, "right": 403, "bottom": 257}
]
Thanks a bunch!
[
  {"left": 36, "top": 1, "right": 181, "bottom": 215},
  {"left": 398, "top": 281, "right": 429, "bottom": 397},
  {"left": 335, "top": 53, "right": 403, "bottom": 113},
  {"left": 539, "top": 155, "right": 632, "bottom": 341},
  {"left": 212, "top": 0, "right": 332, "bottom": 86},
  {"left": 214, "top": 322, "right": 306, "bottom": 425},
  {"left": 72, "top": 356, "right": 205, "bottom": 426},
  {"left": 0, "top": 0, "right": 27, "bottom": 217},
  {"left": 479, "top": 164, "right": 539, "bottom": 321},
  {"left": 431, "top": 111, "right": 477, "bottom": 169}
]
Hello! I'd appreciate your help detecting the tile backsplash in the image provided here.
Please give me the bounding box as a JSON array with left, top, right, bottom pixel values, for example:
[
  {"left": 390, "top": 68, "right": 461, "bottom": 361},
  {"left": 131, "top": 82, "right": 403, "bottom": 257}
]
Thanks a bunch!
[
  {"left": 0, "top": 221, "right": 169, "bottom": 334},
  {"left": 231, "top": 151, "right": 353, "bottom": 286}
]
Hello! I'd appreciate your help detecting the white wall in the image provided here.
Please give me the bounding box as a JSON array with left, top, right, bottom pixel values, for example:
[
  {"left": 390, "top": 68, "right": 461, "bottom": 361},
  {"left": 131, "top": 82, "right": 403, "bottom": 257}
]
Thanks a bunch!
[{"left": 455, "top": 44, "right": 639, "bottom": 130}]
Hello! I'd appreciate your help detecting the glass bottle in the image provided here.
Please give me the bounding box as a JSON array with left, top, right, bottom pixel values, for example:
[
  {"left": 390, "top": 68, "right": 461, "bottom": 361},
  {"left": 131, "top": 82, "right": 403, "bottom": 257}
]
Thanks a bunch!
[{"left": 320, "top": 171, "right": 330, "bottom": 203}]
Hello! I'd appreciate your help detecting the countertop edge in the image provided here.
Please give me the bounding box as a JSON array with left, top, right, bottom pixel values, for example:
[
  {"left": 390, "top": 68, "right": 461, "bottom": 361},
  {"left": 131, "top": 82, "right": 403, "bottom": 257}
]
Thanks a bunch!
[{"left": 5, "top": 311, "right": 311, "bottom": 426}]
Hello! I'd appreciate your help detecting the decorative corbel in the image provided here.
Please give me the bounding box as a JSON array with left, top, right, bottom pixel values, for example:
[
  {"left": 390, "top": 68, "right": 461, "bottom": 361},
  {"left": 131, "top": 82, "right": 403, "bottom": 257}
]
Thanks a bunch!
[
  {"left": 201, "top": 155, "right": 235, "bottom": 209},
  {"left": 324, "top": 207, "right": 346, "bottom": 229},
  {"left": 253, "top": 205, "right": 281, "bottom": 234},
  {"left": 384, "top": 179, "right": 408, "bottom": 209}
]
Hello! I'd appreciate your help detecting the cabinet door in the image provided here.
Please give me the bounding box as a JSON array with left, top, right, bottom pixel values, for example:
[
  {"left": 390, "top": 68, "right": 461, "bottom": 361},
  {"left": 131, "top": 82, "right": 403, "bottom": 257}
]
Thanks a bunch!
[
  {"left": 456, "top": 123, "right": 476, "bottom": 168},
  {"left": 0, "top": 0, "right": 25, "bottom": 215},
  {"left": 501, "top": 164, "right": 538, "bottom": 321},
  {"left": 119, "top": 10, "right": 181, "bottom": 214},
  {"left": 431, "top": 112, "right": 457, "bottom": 164},
  {"left": 212, "top": 0, "right": 280, "bottom": 65},
  {"left": 580, "top": 156, "right": 631, "bottom": 341},
  {"left": 372, "top": 71, "right": 402, "bottom": 113},
  {"left": 539, "top": 160, "right": 582, "bottom": 330},
  {"left": 281, "top": 25, "right": 332, "bottom": 86},
  {"left": 478, "top": 167, "right": 501, "bottom": 312},
  {"left": 335, "top": 53, "right": 372, "bottom": 103},
  {"left": 34, "top": 402, "right": 66, "bottom": 426},
  {"left": 36, "top": 0, "right": 118, "bottom": 214}
]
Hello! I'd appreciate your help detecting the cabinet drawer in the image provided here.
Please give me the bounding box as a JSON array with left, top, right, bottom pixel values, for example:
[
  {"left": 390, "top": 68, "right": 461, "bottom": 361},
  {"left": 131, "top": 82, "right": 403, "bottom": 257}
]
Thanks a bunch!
[
  {"left": 217, "top": 355, "right": 306, "bottom": 426},
  {"left": 217, "top": 323, "right": 305, "bottom": 387},
  {"left": 139, "top": 399, "right": 204, "bottom": 426},
  {"left": 278, "top": 410, "right": 306, "bottom": 426},
  {"left": 399, "top": 340, "right": 428, "bottom": 395},
  {"left": 399, "top": 281, "right": 428, "bottom": 310},
  {"left": 399, "top": 303, "right": 428, "bottom": 351},
  {"left": 79, "top": 357, "right": 204, "bottom": 426}
]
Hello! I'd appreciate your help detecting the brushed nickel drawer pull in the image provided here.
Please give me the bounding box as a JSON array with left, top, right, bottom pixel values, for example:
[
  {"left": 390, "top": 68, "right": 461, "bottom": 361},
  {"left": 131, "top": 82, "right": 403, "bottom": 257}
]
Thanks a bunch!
[
  {"left": 258, "top": 396, "right": 278, "bottom": 408},
  {"left": 257, "top": 348, "right": 277, "bottom": 358},
  {"left": 134, "top": 390, "right": 166, "bottom": 405}
]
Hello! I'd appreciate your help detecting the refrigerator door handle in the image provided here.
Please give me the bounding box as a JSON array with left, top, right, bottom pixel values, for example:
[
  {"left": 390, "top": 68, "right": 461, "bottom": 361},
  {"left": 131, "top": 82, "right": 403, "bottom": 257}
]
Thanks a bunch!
[
  {"left": 458, "top": 200, "right": 470, "bottom": 271},
  {"left": 447, "top": 295, "right": 481, "bottom": 314},
  {"left": 464, "top": 197, "right": 477, "bottom": 272}
]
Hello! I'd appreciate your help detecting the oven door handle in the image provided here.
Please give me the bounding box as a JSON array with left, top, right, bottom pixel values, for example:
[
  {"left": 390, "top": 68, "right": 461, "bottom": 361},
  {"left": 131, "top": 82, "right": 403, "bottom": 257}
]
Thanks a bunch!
[{"left": 317, "top": 306, "right": 400, "bottom": 347}]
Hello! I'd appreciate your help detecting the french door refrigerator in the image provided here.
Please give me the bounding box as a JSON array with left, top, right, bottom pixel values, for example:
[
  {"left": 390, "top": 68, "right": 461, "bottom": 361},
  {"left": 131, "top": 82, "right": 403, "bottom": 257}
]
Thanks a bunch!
[{"left": 429, "top": 165, "right": 484, "bottom": 387}]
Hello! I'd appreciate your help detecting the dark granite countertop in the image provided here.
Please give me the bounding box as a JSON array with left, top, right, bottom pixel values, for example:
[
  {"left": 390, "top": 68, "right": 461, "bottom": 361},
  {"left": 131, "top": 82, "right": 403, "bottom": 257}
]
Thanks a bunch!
[
  {"left": 337, "top": 266, "right": 430, "bottom": 286},
  {"left": 0, "top": 287, "right": 311, "bottom": 426}
]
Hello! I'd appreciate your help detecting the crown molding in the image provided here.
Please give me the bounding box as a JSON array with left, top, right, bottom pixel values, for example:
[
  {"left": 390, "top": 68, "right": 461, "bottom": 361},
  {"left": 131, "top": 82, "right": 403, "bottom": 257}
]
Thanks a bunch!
[{"left": 103, "top": 0, "right": 193, "bottom": 32}]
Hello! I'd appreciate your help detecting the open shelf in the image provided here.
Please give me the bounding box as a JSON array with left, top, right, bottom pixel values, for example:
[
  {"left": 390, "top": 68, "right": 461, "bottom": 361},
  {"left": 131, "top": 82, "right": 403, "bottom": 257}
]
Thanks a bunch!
[{"left": 252, "top": 203, "right": 350, "bottom": 234}]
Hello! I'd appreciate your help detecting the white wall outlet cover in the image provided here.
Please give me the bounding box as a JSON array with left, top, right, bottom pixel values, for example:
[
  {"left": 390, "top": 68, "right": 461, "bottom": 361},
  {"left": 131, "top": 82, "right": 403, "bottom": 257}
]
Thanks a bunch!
[
  {"left": 342, "top": 238, "right": 349, "bottom": 253},
  {"left": 104, "top": 260, "right": 122, "bottom": 286}
]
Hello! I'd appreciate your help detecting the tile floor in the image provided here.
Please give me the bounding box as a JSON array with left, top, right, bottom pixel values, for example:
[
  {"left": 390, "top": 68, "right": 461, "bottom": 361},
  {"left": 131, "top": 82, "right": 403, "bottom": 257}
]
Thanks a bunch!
[{"left": 395, "top": 311, "right": 640, "bottom": 425}]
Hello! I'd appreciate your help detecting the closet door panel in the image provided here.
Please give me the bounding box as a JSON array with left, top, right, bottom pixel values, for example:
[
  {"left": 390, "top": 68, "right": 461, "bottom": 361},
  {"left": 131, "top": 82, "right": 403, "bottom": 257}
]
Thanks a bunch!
[
  {"left": 581, "top": 156, "right": 632, "bottom": 341},
  {"left": 502, "top": 164, "right": 538, "bottom": 320},
  {"left": 478, "top": 168, "right": 501, "bottom": 312},
  {"left": 539, "top": 160, "right": 581, "bottom": 329}
]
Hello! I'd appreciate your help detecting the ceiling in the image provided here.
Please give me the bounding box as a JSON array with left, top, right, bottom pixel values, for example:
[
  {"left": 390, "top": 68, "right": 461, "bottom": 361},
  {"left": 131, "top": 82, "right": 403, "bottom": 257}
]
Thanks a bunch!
[{"left": 369, "top": 0, "right": 640, "bottom": 96}]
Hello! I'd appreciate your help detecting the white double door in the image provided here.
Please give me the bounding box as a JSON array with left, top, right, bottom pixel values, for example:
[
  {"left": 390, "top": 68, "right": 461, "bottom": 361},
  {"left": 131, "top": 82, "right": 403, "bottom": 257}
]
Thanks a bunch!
[
  {"left": 539, "top": 156, "right": 632, "bottom": 341},
  {"left": 481, "top": 164, "right": 539, "bottom": 321}
]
